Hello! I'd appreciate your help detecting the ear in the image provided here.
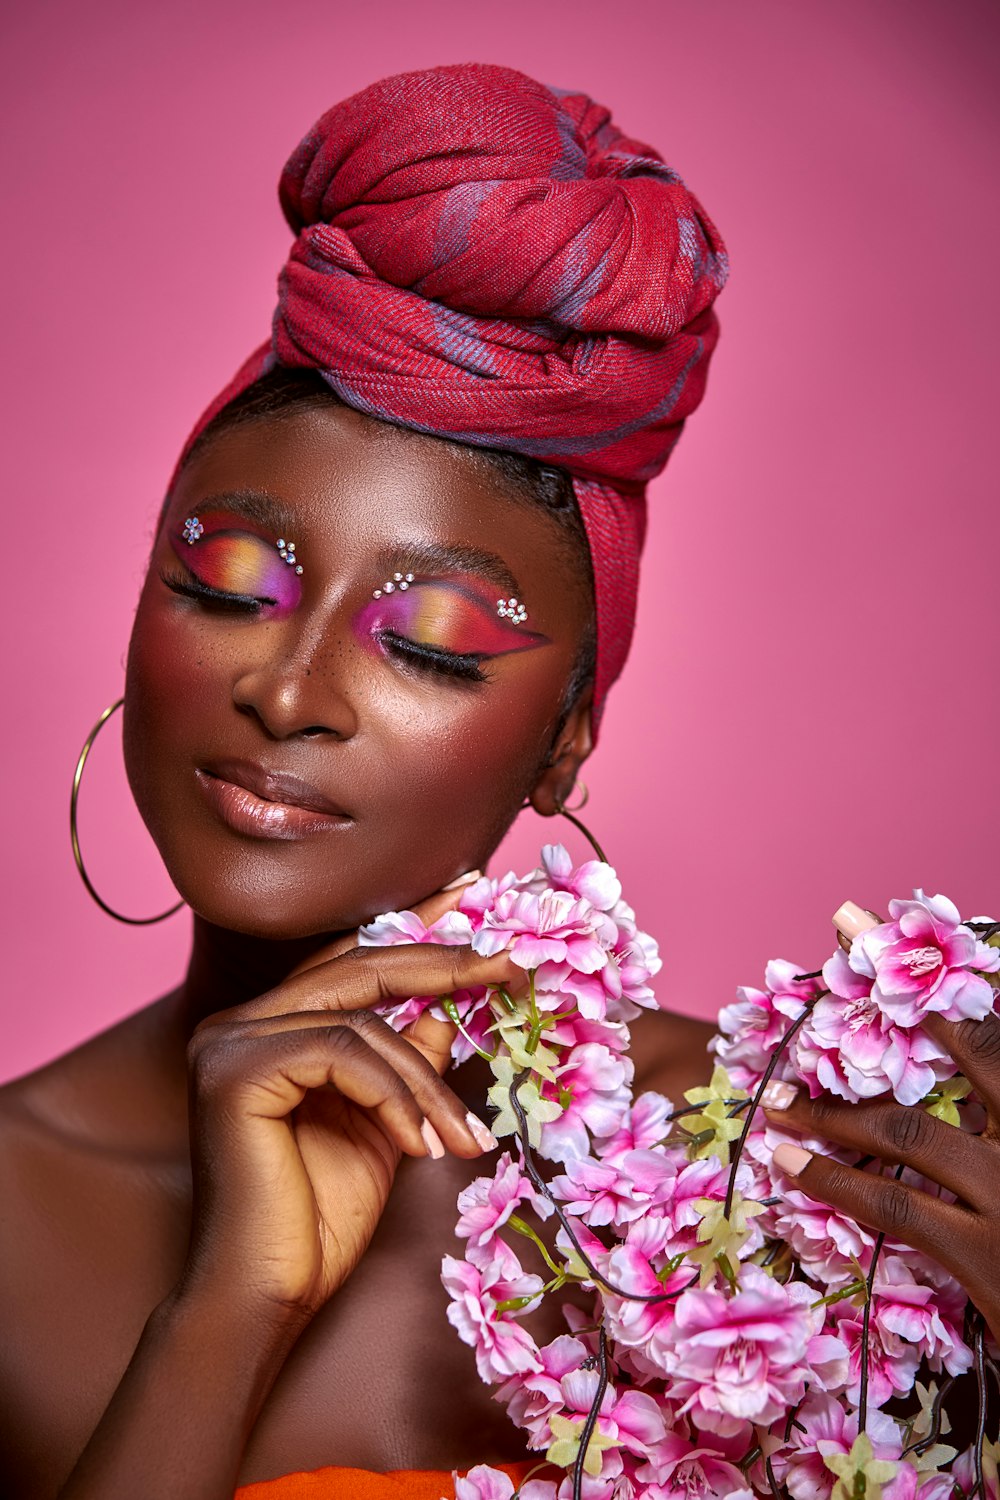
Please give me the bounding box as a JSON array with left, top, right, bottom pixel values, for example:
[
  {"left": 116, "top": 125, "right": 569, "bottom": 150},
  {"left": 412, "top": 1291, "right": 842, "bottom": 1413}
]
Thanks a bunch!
[{"left": 529, "top": 688, "right": 594, "bottom": 817}]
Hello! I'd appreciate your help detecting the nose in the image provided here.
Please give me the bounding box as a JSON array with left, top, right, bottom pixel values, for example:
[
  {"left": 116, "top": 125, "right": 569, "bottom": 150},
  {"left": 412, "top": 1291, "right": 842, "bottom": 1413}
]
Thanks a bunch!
[{"left": 231, "top": 626, "right": 359, "bottom": 743}]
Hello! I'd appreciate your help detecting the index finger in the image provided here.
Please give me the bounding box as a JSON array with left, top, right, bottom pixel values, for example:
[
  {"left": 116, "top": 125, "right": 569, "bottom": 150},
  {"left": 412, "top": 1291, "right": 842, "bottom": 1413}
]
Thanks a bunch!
[
  {"left": 922, "top": 1011, "right": 1000, "bottom": 1120},
  {"left": 212, "top": 943, "right": 520, "bottom": 1028},
  {"left": 285, "top": 873, "right": 484, "bottom": 978}
]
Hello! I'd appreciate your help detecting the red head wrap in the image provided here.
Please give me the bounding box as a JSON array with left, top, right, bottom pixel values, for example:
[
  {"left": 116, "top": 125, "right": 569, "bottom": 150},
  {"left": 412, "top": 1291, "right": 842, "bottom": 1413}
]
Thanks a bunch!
[{"left": 180, "top": 63, "right": 729, "bottom": 729}]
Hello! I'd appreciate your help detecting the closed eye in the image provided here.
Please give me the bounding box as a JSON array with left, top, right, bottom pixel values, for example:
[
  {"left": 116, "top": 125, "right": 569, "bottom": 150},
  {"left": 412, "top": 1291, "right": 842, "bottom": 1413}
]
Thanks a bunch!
[
  {"left": 377, "top": 630, "right": 488, "bottom": 683},
  {"left": 159, "top": 569, "right": 275, "bottom": 612}
]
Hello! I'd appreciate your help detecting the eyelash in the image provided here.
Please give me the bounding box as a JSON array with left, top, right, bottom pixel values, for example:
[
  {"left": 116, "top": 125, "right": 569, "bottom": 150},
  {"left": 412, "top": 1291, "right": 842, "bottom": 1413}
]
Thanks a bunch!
[
  {"left": 160, "top": 571, "right": 273, "bottom": 611},
  {"left": 378, "top": 630, "right": 488, "bottom": 684},
  {"left": 160, "top": 571, "right": 489, "bottom": 685}
]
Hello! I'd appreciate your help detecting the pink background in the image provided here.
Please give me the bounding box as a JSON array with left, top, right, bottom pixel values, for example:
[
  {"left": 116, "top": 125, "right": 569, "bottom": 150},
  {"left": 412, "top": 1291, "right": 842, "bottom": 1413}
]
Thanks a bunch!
[{"left": 3, "top": 0, "right": 998, "bottom": 1083}]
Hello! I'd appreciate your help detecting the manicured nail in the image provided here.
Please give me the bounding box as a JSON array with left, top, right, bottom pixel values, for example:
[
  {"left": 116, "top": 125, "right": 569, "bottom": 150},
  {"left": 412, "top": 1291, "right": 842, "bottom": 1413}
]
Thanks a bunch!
[
  {"left": 465, "top": 1111, "right": 499, "bottom": 1151},
  {"left": 420, "top": 1119, "right": 446, "bottom": 1158},
  {"left": 832, "top": 900, "right": 881, "bottom": 942},
  {"left": 772, "top": 1143, "right": 812, "bottom": 1177},
  {"left": 761, "top": 1080, "right": 798, "bottom": 1111},
  {"left": 443, "top": 869, "right": 482, "bottom": 890}
]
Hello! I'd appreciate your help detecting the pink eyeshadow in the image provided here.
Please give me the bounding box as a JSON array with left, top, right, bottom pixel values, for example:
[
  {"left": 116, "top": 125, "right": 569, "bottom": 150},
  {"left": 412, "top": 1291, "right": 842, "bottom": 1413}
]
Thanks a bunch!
[
  {"left": 355, "top": 579, "right": 547, "bottom": 657},
  {"left": 170, "top": 528, "right": 302, "bottom": 615}
]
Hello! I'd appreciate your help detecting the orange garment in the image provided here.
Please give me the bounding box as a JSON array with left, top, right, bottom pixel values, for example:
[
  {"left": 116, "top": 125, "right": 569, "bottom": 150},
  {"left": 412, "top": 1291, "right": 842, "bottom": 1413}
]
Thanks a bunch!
[{"left": 235, "top": 1460, "right": 537, "bottom": 1499}]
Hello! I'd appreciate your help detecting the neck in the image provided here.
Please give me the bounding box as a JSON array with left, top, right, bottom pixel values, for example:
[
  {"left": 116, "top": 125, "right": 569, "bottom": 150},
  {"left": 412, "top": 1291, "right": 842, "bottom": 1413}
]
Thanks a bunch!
[{"left": 171, "top": 915, "right": 349, "bottom": 1034}]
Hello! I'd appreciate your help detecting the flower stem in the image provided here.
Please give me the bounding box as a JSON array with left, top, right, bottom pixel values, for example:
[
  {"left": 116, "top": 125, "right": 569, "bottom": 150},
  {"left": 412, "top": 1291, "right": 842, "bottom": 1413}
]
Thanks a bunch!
[
  {"left": 441, "top": 996, "right": 495, "bottom": 1061},
  {"left": 572, "top": 1325, "right": 609, "bottom": 1500},
  {"left": 508, "top": 1069, "right": 695, "bottom": 1305},
  {"left": 974, "top": 1315, "right": 988, "bottom": 1500},
  {"left": 723, "top": 989, "right": 826, "bottom": 1219},
  {"left": 507, "top": 1214, "right": 567, "bottom": 1280},
  {"left": 858, "top": 1166, "right": 902, "bottom": 1434}
]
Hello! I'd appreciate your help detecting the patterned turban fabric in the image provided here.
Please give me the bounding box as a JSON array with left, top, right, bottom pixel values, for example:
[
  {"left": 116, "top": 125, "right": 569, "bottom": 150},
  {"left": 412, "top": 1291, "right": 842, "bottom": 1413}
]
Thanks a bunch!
[{"left": 180, "top": 63, "right": 729, "bottom": 729}]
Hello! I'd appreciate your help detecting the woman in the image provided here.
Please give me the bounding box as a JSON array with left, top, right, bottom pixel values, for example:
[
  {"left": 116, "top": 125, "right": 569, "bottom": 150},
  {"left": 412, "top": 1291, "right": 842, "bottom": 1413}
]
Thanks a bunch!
[{"left": 2, "top": 61, "right": 998, "bottom": 1500}]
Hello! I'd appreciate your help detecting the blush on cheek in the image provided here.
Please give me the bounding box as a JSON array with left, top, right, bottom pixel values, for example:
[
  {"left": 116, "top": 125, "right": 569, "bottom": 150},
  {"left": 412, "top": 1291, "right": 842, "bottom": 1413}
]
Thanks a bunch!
[
  {"left": 169, "top": 531, "right": 302, "bottom": 615},
  {"left": 354, "top": 582, "right": 547, "bottom": 656}
]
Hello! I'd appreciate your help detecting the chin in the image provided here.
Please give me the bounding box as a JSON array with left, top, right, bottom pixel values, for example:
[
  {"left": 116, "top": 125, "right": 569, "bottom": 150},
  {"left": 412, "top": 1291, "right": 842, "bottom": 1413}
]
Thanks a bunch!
[{"left": 159, "top": 856, "right": 373, "bottom": 941}]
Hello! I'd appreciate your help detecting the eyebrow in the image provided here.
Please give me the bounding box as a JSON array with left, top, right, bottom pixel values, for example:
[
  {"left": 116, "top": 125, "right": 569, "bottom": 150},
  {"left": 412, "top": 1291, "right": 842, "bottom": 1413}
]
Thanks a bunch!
[
  {"left": 183, "top": 489, "right": 303, "bottom": 541},
  {"left": 175, "top": 491, "right": 523, "bottom": 596},
  {"left": 377, "top": 541, "right": 521, "bottom": 597}
]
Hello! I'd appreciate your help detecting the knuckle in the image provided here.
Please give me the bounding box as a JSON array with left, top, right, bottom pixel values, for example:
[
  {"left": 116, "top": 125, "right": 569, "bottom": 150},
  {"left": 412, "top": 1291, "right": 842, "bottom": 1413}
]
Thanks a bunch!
[
  {"left": 186, "top": 1023, "right": 235, "bottom": 1083},
  {"left": 877, "top": 1179, "right": 914, "bottom": 1235},
  {"left": 880, "top": 1106, "right": 933, "bottom": 1158},
  {"left": 188, "top": 1039, "right": 230, "bottom": 1096},
  {"left": 343, "top": 1008, "right": 379, "bottom": 1036},
  {"left": 964, "top": 1018, "right": 1000, "bottom": 1068},
  {"left": 806, "top": 1094, "right": 840, "bottom": 1130}
]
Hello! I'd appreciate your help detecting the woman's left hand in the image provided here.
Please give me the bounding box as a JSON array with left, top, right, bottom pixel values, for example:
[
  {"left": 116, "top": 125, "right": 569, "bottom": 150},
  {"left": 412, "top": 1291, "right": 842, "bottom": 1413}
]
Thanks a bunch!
[{"left": 763, "top": 1008, "right": 1000, "bottom": 1344}]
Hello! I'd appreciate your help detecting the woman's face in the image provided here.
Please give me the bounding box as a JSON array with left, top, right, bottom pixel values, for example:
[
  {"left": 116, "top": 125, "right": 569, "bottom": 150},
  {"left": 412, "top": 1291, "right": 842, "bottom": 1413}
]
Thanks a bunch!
[{"left": 124, "top": 402, "right": 593, "bottom": 938}]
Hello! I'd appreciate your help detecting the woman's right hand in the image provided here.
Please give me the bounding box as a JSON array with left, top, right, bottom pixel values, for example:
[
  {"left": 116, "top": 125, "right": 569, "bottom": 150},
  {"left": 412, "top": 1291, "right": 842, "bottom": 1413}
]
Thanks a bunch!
[{"left": 177, "top": 899, "right": 515, "bottom": 1324}]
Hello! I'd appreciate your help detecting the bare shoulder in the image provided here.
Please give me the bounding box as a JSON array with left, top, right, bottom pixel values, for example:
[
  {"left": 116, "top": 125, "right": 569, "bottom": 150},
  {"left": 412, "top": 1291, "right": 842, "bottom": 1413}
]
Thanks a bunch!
[
  {"left": 0, "top": 1013, "right": 190, "bottom": 1498},
  {"left": 627, "top": 1005, "right": 716, "bottom": 1102}
]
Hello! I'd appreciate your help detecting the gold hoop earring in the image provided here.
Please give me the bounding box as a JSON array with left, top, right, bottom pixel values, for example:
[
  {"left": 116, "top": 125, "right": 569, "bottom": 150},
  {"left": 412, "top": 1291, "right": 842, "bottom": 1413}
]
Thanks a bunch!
[
  {"left": 522, "top": 781, "right": 609, "bottom": 865},
  {"left": 70, "top": 696, "right": 185, "bottom": 925},
  {"left": 559, "top": 780, "right": 589, "bottom": 814}
]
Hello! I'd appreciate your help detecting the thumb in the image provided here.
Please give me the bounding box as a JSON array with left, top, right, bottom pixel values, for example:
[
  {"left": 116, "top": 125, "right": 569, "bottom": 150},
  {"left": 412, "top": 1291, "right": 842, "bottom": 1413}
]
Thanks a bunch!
[{"left": 405, "top": 1008, "right": 459, "bottom": 1078}]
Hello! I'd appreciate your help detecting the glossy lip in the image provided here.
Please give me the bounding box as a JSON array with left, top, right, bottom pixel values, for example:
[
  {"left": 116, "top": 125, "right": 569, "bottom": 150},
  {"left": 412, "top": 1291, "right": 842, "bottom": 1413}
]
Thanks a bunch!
[{"left": 196, "top": 761, "right": 353, "bottom": 841}]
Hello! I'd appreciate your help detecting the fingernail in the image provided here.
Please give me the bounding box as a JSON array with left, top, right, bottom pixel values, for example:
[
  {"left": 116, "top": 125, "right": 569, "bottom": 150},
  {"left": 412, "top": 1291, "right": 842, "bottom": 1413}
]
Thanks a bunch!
[
  {"left": 420, "top": 1119, "right": 446, "bottom": 1158},
  {"left": 832, "top": 900, "right": 881, "bottom": 942},
  {"left": 761, "top": 1080, "right": 798, "bottom": 1111},
  {"left": 443, "top": 870, "right": 482, "bottom": 890},
  {"left": 772, "top": 1143, "right": 812, "bottom": 1177},
  {"left": 465, "top": 1111, "right": 498, "bottom": 1151}
]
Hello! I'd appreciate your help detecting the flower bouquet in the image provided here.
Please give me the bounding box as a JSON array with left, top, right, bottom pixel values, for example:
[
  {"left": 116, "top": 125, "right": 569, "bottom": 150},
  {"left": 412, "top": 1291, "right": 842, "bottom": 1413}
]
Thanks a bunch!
[{"left": 362, "top": 838, "right": 1000, "bottom": 1500}]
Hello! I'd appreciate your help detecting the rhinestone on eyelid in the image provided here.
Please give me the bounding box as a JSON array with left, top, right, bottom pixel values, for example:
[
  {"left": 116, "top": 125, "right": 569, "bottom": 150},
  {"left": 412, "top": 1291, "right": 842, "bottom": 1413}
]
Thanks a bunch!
[
  {"left": 277, "top": 539, "right": 303, "bottom": 575},
  {"left": 496, "top": 596, "right": 528, "bottom": 624},
  {"left": 374, "top": 572, "right": 417, "bottom": 599},
  {"left": 181, "top": 516, "right": 203, "bottom": 544}
]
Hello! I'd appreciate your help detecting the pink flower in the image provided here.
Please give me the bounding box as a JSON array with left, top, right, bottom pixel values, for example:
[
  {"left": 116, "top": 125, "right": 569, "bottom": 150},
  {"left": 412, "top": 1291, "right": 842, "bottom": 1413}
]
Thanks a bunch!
[
  {"left": 638, "top": 1431, "right": 757, "bottom": 1500},
  {"left": 712, "top": 960, "right": 823, "bottom": 1087},
  {"left": 666, "top": 1267, "right": 842, "bottom": 1440},
  {"left": 453, "top": 1466, "right": 557, "bottom": 1500},
  {"left": 442, "top": 1253, "right": 544, "bottom": 1384},
  {"left": 546, "top": 1368, "right": 667, "bottom": 1463},
  {"left": 829, "top": 1300, "right": 921, "bottom": 1410},
  {"left": 872, "top": 1255, "right": 972, "bottom": 1376},
  {"left": 539, "top": 843, "right": 623, "bottom": 911},
  {"left": 542, "top": 906, "right": 661, "bottom": 1022},
  {"left": 497, "top": 1334, "right": 591, "bottom": 1442},
  {"left": 781, "top": 1392, "right": 904, "bottom": 1500},
  {"left": 850, "top": 889, "right": 1000, "bottom": 1027},
  {"left": 538, "top": 1043, "right": 633, "bottom": 1162},
  {"left": 601, "top": 1217, "right": 689, "bottom": 1377},
  {"left": 792, "top": 962, "right": 953, "bottom": 1106},
  {"left": 661, "top": 1157, "right": 762, "bottom": 1256},
  {"left": 772, "top": 1187, "right": 877, "bottom": 1287},
  {"left": 359, "top": 907, "right": 475, "bottom": 948},
  {"left": 472, "top": 888, "right": 610, "bottom": 974},
  {"left": 551, "top": 1147, "right": 678, "bottom": 1229},
  {"left": 455, "top": 1153, "right": 539, "bottom": 1259},
  {"left": 596, "top": 1091, "right": 675, "bottom": 1164},
  {"left": 458, "top": 870, "right": 521, "bottom": 926}
]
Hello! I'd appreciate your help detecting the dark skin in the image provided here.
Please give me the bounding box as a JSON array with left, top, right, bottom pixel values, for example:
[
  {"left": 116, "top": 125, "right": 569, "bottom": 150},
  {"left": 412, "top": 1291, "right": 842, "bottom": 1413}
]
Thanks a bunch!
[
  {"left": 2, "top": 406, "right": 992, "bottom": 1498},
  {"left": 0, "top": 403, "right": 715, "bottom": 1500}
]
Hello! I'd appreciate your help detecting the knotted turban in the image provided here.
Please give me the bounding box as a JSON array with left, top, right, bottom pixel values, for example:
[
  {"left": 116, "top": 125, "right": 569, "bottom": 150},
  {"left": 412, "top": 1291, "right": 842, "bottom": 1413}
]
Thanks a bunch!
[{"left": 180, "top": 63, "right": 729, "bottom": 729}]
